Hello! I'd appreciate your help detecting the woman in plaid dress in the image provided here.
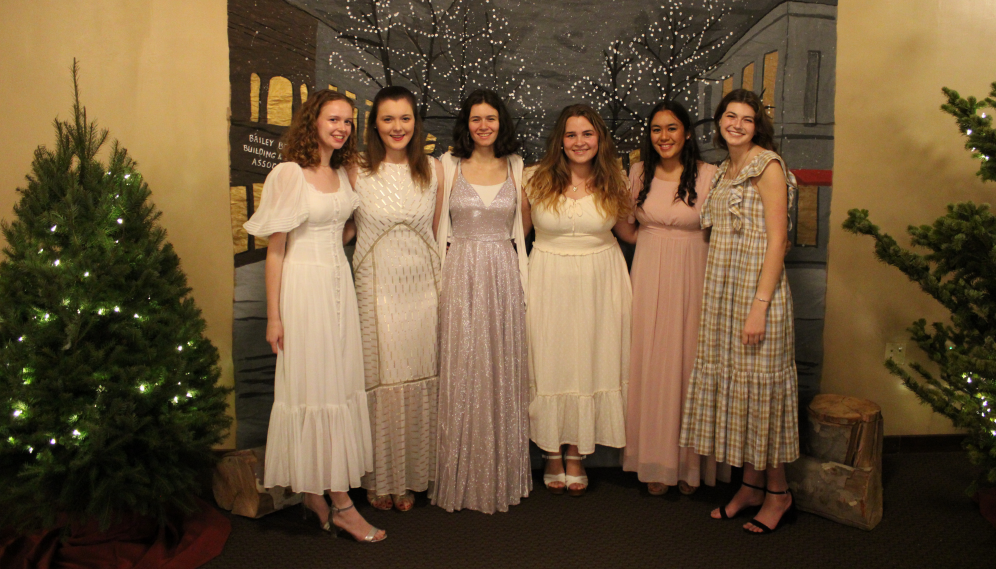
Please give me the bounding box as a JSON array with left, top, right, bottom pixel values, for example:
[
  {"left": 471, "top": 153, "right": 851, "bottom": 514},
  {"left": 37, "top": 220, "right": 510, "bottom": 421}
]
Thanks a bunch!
[{"left": 679, "top": 89, "right": 799, "bottom": 534}]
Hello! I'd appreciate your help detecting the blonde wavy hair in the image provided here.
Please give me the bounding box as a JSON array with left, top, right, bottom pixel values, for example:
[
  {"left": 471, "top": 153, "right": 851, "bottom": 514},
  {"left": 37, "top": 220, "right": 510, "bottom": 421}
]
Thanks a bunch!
[
  {"left": 527, "top": 104, "right": 630, "bottom": 220},
  {"left": 281, "top": 89, "right": 358, "bottom": 169}
]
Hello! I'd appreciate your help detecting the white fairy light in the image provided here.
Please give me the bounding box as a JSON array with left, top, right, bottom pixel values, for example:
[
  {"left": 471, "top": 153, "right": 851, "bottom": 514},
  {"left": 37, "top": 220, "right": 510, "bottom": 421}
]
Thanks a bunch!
[
  {"left": 12, "top": 410, "right": 22, "bottom": 418},
  {"left": 117, "top": 218, "right": 123, "bottom": 224},
  {"left": 50, "top": 225, "right": 57, "bottom": 232}
]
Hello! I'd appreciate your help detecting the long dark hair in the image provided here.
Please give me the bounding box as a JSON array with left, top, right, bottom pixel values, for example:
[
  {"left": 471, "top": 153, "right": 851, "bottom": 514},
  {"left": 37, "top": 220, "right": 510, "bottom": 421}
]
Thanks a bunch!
[
  {"left": 451, "top": 89, "right": 520, "bottom": 159},
  {"left": 636, "top": 100, "right": 702, "bottom": 209},
  {"left": 712, "top": 88, "right": 777, "bottom": 152},
  {"left": 361, "top": 86, "right": 432, "bottom": 189}
]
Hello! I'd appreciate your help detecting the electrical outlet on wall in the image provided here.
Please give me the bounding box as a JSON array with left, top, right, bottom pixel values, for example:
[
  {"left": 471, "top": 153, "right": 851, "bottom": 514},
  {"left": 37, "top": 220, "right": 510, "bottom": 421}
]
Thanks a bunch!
[{"left": 885, "top": 342, "right": 906, "bottom": 365}]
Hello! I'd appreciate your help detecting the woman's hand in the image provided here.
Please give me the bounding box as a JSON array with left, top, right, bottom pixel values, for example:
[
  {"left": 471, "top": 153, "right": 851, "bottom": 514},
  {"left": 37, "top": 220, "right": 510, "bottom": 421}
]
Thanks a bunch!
[
  {"left": 741, "top": 301, "right": 768, "bottom": 345},
  {"left": 266, "top": 319, "right": 284, "bottom": 354}
]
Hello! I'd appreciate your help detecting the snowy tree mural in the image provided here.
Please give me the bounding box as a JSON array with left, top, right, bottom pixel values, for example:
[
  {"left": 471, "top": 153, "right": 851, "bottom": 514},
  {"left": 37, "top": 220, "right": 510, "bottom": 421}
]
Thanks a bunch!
[
  {"left": 228, "top": 0, "right": 838, "bottom": 449},
  {"left": 571, "top": 1, "right": 740, "bottom": 150}
]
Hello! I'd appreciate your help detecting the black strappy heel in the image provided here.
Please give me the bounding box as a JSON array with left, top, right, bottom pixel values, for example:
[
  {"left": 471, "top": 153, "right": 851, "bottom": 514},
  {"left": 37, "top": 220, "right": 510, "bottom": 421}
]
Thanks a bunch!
[
  {"left": 715, "top": 481, "right": 765, "bottom": 520},
  {"left": 744, "top": 488, "right": 797, "bottom": 534}
]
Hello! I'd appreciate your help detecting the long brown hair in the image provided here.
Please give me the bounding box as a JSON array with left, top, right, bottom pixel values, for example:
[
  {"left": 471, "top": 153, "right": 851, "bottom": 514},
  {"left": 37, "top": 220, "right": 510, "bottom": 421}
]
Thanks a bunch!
[
  {"left": 712, "top": 88, "right": 777, "bottom": 152},
  {"left": 527, "top": 104, "right": 630, "bottom": 219},
  {"left": 361, "top": 86, "right": 432, "bottom": 189},
  {"left": 281, "top": 89, "right": 358, "bottom": 169}
]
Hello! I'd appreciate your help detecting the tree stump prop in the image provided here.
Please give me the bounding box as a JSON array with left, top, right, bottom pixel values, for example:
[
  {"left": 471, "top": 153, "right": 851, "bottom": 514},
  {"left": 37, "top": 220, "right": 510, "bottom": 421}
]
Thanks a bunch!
[
  {"left": 213, "top": 447, "right": 301, "bottom": 518},
  {"left": 786, "top": 394, "right": 883, "bottom": 530}
]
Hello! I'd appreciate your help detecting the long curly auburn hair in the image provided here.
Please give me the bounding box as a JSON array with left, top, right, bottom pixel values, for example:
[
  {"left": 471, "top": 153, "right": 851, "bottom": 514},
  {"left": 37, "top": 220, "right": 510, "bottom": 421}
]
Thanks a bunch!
[
  {"left": 281, "top": 89, "right": 358, "bottom": 169},
  {"left": 527, "top": 104, "right": 630, "bottom": 220}
]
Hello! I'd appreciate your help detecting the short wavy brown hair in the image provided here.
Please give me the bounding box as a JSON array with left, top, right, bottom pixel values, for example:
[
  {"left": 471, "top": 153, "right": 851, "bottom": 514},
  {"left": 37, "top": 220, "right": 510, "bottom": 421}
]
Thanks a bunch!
[
  {"left": 527, "top": 104, "right": 630, "bottom": 220},
  {"left": 281, "top": 89, "right": 358, "bottom": 169},
  {"left": 712, "top": 88, "right": 777, "bottom": 152}
]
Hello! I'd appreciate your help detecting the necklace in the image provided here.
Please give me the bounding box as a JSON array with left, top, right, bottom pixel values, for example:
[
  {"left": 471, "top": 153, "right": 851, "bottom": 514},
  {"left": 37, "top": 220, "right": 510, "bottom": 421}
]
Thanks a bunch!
[
  {"left": 727, "top": 145, "right": 756, "bottom": 179},
  {"left": 570, "top": 177, "right": 591, "bottom": 193}
]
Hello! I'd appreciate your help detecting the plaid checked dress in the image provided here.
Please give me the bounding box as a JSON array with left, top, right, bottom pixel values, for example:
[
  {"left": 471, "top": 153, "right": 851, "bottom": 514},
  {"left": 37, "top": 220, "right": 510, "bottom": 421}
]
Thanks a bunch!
[{"left": 678, "top": 150, "right": 800, "bottom": 468}]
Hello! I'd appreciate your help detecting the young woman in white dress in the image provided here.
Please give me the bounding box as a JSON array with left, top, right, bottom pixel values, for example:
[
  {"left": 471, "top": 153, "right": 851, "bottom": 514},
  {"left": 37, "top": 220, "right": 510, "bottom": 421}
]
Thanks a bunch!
[
  {"left": 244, "top": 90, "right": 385, "bottom": 542},
  {"left": 525, "top": 104, "right": 634, "bottom": 496},
  {"left": 353, "top": 86, "right": 444, "bottom": 512}
]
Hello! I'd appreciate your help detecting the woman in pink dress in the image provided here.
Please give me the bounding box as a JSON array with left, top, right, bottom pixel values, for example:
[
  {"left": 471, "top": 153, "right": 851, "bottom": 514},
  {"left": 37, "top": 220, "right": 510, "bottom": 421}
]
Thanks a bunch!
[{"left": 620, "top": 101, "right": 730, "bottom": 496}]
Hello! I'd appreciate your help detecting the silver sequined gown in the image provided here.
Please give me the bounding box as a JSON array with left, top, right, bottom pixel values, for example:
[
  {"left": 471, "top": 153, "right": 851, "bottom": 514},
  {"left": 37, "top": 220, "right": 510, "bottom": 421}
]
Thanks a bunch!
[
  {"left": 353, "top": 163, "right": 440, "bottom": 497},
  {"left": 432, "top": 165, "right": 532, "bottom": 513}
]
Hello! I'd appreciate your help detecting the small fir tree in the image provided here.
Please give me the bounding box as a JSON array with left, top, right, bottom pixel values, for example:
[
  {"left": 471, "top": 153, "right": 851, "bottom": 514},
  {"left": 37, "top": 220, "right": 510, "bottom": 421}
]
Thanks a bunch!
[
  {"left": 843, "top": 82, "right": 996, "bottom": 493},
  {"left": 0, "top": 62, "right": 231, "bottom": 531}
]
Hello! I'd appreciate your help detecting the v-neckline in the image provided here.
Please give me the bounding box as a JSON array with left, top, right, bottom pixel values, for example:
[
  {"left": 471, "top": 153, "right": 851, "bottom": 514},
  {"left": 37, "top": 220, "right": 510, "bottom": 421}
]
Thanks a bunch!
[{"left": 459, "top": 165, "right": 508, "bottom": 209}]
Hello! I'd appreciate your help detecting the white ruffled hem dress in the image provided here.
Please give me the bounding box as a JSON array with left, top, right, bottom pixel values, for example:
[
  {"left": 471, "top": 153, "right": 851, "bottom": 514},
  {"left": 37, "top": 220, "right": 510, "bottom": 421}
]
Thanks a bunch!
[
  {"left": 244, "top": 162, "right": 373, "bottom": 494},
  {"left": 527, "top": 196, "right": 631, "bottom": 455}
]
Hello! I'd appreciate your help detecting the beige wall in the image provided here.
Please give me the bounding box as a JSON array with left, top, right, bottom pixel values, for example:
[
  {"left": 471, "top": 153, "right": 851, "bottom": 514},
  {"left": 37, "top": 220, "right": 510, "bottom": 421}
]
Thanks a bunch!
[
  {"left": 2, "top": 0, "right": 994, "bottom": 441},
  {"left": 827, "top": 0, "right": 996, "bottom": 435},
  {"left": 0, "top": 0, "right": 236, "bottom": 446}
]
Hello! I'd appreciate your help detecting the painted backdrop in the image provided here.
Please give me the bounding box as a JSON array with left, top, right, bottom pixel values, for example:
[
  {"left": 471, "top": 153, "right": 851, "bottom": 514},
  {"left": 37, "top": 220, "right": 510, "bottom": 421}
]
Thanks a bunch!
[{"left": 228, "top": 0, "right": 837, "bottom": 449}]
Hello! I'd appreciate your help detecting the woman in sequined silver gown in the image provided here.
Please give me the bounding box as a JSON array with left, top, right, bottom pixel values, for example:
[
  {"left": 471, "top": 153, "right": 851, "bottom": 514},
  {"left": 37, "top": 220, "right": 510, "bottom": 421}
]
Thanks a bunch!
[
  {"left": 431, "top": 89, "right": 532, "bottom": 513},
  {"left": 353, "top": 87, "right": 444, "bottom": 512}
]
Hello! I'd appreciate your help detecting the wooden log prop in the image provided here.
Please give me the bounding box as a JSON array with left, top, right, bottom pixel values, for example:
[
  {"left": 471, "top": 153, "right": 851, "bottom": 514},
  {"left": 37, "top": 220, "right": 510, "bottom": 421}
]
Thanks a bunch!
[
  {"left": 786, "top": 394, "right": 884, "bottom": 530},
  {"left": 213, "top": 447, "right": 301, "bottom": 518}
]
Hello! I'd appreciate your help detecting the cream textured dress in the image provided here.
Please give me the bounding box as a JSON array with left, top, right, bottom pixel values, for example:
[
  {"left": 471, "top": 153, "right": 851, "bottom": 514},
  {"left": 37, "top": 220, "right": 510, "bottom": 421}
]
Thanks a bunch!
[
  {"left": 527, "top": 196, "right": 630, "bottom": 455},
  {"left": 679, "top": 150, "right": 799, "bottom": 468},
  {"left": 244, "top": 162, "right": 372, "bottom": 494},
  {"left": 353, "top": 162, "right": 440, "bottom": 497},
  {"left": 622, "top": 161, "right": 730, "bottom": 488}
]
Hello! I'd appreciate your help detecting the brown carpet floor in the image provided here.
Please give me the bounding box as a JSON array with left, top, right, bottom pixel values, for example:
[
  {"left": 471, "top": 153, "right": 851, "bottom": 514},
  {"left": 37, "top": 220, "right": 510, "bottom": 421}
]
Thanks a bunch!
[{"left": 202, "top": 452, "right": 995, "bottom": 569}]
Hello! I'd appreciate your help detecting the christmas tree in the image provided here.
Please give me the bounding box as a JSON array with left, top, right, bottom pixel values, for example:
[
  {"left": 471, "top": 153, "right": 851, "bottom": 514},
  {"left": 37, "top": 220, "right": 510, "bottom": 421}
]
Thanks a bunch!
[
  {"left": 0, "top": 62, "right": 231, "bottom": 531},
  {"left": 843, "top": 82, "right": 996, "bottom": 493}
]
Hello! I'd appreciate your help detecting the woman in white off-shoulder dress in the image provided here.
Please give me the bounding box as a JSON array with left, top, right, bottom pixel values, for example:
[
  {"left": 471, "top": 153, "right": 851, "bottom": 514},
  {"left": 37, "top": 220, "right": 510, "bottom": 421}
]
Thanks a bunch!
[{"left": 244, "top": 89, "right": 385, "bottom": 543}]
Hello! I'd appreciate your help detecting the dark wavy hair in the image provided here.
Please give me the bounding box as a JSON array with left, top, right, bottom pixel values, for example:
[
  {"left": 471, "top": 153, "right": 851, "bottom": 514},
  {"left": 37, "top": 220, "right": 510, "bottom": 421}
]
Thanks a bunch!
[
  {"left": 281, "top": 89, "right": 358, "bottom": 169},
  {"left": 712, "top": 88, "right": 777, "bottom": 152},
  {"left": 361, "top": 86, "right": 432, "bottom": 189},
  {"left": 451, "top": 89, "right": 520, "bottom": 159},
  {"left": 527, "top": 104, "right": 630, "bottom": 220},
  {"left": 636, "top": 100, "right": 702, "bottom": 210}
]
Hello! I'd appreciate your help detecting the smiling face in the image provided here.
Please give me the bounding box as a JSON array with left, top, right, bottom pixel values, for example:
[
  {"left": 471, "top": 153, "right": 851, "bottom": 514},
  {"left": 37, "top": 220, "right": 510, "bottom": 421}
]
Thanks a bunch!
[
  {"left": 468, "top": 102, "right": 500, "bottom": 148},
  {"left": 562, "top": 116, "right": 599, "bottom": 166},
  {"left": 650, "top": 110, "right": 687, "bottom": 162},
  {"left": 314, "top": 100, "right": 353, "bottom": 154},
  {"left": 376, "top": 98, "right": 415, "bottom": 152},
  {"left": 718, "top": 101, "right": 756, "bottom": 149}
]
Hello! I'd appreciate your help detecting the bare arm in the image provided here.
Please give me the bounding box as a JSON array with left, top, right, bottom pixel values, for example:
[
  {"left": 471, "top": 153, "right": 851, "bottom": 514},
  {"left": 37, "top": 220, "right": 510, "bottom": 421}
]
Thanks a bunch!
[
  {"left": 265, "top": 232, "right": 287, "bottom": 354},
  {"left": 432, "top": 158, "right": 446, "bottom": 239},
  {"left": 343, "top": 164, "right": 359, "bottom": 245},
  {"left": 613, "top": 217, "right": 638, "bottom": 244},
  {"left": 741, "top": 162, "right": 789, "bottom": 346},
  {"left": 343, "top": 219, "right": 356, "bottom": 244},
  {"left": 520, "top": 185, "right": 533, "bottom": 237}
]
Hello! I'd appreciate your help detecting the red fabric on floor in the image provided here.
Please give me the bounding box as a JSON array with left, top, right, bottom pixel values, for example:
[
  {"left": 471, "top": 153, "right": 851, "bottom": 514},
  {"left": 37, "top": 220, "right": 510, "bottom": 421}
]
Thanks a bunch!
[{"left": 0, "top": 498, "right": 230, "bottom": 569}]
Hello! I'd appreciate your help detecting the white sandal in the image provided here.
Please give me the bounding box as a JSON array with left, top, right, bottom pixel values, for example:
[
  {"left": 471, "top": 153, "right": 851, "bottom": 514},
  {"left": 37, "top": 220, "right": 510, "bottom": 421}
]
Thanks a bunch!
[
  {"left": 564, "top": 455, "right": 588, "bottom": 497},
  {"left": 542, "top": 454, "right": 566, "bottom": 494}
]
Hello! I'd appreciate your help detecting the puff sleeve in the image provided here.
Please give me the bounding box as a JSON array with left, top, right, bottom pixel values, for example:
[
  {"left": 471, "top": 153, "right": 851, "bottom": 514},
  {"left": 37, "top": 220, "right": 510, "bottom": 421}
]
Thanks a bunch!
[{"left": 244, "top": 162, "right": 310, "bottom": 237}]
